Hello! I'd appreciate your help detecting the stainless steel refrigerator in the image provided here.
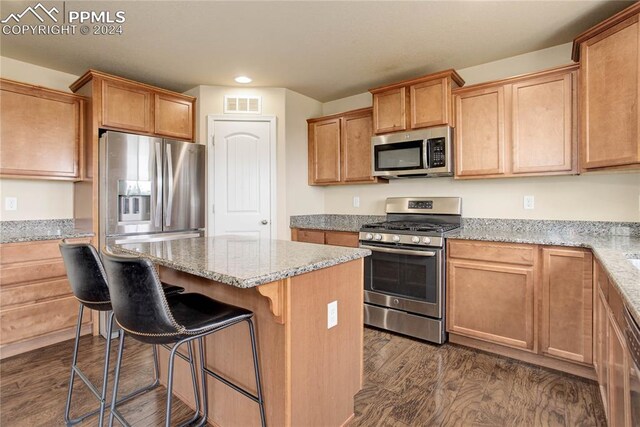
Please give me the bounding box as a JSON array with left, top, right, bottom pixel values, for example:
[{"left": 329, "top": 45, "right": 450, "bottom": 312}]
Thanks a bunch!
[{"left": 99, "top": 131, "right": 205, "bottom": 247}]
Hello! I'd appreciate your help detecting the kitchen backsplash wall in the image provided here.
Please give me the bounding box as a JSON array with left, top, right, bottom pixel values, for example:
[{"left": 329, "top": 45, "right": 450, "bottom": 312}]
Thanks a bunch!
[{"left": 0, "top": 57, "right": 76, "bottom": 221}]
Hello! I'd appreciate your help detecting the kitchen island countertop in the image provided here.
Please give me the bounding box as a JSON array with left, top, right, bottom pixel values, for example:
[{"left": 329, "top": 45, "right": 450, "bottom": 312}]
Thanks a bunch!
[{"left": 111, "top": 235, "right": 371, "bottom": 288}]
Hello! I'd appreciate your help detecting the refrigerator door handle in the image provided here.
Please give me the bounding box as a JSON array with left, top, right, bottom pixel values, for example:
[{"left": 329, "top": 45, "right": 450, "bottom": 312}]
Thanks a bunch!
[
  {"left": 165, "top": 144, "right": 174, "bottom": 227},
  {"left": 155, "top": 143, "right": 163, "bottom": 228}
]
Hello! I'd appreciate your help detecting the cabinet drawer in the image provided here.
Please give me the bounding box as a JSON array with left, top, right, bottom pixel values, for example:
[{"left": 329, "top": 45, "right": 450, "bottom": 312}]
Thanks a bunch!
[
  {"left": 0, "top": 295, "right": 86, "bottom": 345},
  {"left": 448, "top": 240, "right": 535, "bottom": 266},
  {"left": 0, "top": 278, "right": 72, "bottom": 309},
  {"left": 0, "top": 259, "right": 67, "bottom": 287},
  {"left": 0, "top": 240, "right": 62, "bottom": 265},
  {"left": 325, "top": 231, "right": 359, "bottom": 248},
  {"left": 295, "top": 229, "right": 325, "bottom": 244}
]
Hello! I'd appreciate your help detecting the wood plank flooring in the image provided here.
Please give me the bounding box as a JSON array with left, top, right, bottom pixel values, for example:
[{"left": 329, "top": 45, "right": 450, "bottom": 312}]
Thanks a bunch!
[{"left": 0, "top": 327, "right": 606, "bottom": 426}]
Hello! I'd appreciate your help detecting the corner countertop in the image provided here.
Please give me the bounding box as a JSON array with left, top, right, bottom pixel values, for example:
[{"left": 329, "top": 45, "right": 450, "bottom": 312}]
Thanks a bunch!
[
  {"left": 0, "top": 219, "right": 93, "bottom": 244},
  {"left": 447, "top": 227, "right": 640, "bottom": 327},
  {"left": 110, "top": 235, "right": 371, "bottom": 288}
]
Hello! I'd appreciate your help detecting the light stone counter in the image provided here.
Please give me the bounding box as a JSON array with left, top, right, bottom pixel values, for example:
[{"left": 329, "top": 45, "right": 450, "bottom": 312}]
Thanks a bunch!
[
  {"left": 0, "top": 219, "right": 93, "bottom": 244},
  {"left": 112, "top": 235, "right": 371, "bottom": 288}
]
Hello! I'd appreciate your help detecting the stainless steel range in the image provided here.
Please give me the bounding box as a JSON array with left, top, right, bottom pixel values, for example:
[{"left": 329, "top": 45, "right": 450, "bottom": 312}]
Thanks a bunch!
[{"left": 359, "top": 197, "right": 462, "bottom": 344}]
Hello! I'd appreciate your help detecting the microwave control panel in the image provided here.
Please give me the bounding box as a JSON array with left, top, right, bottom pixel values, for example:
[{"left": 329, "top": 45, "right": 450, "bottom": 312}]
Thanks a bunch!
[{"left": 427, "top": 138, "right": 446, "bottom": 168}]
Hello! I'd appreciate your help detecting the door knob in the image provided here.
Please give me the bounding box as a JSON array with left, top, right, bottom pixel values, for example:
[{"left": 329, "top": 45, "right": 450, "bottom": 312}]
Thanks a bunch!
[{"left": 261, "top": 220, "right": 268, "bottom": 225}]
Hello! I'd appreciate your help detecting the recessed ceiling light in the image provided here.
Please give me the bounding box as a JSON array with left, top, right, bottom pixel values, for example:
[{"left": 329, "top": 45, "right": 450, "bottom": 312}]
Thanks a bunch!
[{"left": 234, "top": 76, "right": 252, "bottom": 84}]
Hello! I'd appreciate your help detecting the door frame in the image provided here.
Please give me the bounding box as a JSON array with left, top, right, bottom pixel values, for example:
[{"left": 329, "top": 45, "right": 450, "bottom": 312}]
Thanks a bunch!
[{"left": 206, "top": 115, "right": 277, "bottom": 238}]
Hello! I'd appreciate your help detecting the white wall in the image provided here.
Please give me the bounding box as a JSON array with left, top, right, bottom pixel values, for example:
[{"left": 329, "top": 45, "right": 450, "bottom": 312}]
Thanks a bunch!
[
  {"left": 318, "top": 43, "right": 640, "bottom": 222},
  {"left": 285, "top": 90, "right": 324, "bottom": 219},
  {"left": 0, "top": 57, "right": 78, "bottom": 221}
]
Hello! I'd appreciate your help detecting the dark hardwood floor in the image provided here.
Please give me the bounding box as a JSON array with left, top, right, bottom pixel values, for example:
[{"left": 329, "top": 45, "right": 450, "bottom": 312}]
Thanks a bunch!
[{"left": 0, "top": 327, "right": 606, "bottom": 426}]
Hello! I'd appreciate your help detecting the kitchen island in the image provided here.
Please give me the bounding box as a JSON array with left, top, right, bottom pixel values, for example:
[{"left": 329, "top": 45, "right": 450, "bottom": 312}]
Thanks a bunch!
[{"left": 112, "top": 236, "right": 370, "bottom": 427}]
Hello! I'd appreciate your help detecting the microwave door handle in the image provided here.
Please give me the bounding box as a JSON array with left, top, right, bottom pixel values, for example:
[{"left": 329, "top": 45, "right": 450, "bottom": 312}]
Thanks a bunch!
[
  {"left": 154, "top": 144, "right": 162, "bottom": 228},
  {"left": 423, "top": 140, "right": 429, "bottom": 169},
  {"left": 360, "top": 245, "right": 436, "bottom": 257}
]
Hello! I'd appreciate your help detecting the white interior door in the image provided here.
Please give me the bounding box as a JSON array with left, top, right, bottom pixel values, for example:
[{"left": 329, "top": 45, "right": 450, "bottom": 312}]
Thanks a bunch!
[{"left": 211, "top": 119, "right": 273, "bottom": 238}]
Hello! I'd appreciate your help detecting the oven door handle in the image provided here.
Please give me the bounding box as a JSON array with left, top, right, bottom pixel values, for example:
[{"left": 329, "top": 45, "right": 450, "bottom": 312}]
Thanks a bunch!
[{"left": 360, "top": 245, "right": 437, "bottom": 257}]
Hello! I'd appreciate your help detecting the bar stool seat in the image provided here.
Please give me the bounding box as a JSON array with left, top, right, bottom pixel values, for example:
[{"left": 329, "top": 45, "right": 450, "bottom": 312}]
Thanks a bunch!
[
  {"left": 59, "top": 240, "right": 185, "bottom": 426},
  {"left": 102, "top": 250, "right": 266, "bottom": 427}
]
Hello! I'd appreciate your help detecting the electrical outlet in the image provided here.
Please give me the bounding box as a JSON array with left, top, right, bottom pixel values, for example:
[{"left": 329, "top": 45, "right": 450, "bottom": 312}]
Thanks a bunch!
[
  {"left": 327, "top": 300, "right": 338, "bottom": 329},
  {"left": 523, "top": 195, "right": 534, "bottom": 210},
  {"left": 4, "top": 197, "right": 17, "bottom": 211},
  {"left": 353, "top": 196, "right": 360, "bottom": 208}
]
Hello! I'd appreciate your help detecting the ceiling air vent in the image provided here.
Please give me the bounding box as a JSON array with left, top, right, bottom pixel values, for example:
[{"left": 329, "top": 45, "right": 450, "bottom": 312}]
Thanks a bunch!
[{"left": 224, "top": 95, "right": 261, "bottom": 114}]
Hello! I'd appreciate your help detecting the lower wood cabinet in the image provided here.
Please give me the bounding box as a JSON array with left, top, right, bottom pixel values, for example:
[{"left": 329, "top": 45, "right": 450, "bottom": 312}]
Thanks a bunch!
[
  {"left": 291, "top": 228, "right": 359, "bottom": 248},
  {"left": 594, "top": 260, "right": 632, "bottom": 426},
  {"left": 0, "top": 78, "right": 85, "bottom": 180},
  {"left": 447, "top": 241, "right": 537, "bottom": 352},
  {"left": 447, "top": 240, "right": 594, "bottom": 376},
  {"left": 0, "top": 238, "right": 92, "bottom": 359}
]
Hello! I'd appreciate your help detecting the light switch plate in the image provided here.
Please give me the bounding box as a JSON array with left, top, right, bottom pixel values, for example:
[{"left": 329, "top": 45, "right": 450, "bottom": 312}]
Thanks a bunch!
[
  {"left": 327, "top": 300, "right": 338, "bottom": 329},
  {"left": 353, "top": 196, "right": 360, "bottom": 208},
  {"left": 4, "top": 197, "right": 17, "bottom": 211}
]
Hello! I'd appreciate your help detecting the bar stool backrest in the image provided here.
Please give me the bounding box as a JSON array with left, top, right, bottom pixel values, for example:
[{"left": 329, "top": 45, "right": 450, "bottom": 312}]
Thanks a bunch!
[
  {"left": 59, "top": 241, "right": 112, "bottom": 310},
  {"left": 101, "top": 251, "right": 183, "bottom": 343}
]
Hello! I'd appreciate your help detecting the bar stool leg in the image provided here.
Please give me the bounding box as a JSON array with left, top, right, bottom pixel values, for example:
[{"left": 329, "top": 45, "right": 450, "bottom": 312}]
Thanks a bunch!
[
  {"left": 196, "top": 337, "right": 208, "bottom": 427},
  {"left": 247, "top": 319, "right": 266, "bottom": 427},
  {"left": 108, "top": 332, "right": 127, "bottom": 427},
  {"left": 64, "top": 304, "right": 85, "bottom": 425},
  {"left": 97, "top": 311, "right": 115, "bottom": 426}
]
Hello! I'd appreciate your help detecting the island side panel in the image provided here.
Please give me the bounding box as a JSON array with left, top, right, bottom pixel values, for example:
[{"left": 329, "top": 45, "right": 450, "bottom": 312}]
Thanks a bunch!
[
  {"left": 289, "top": 259, "right": 364, "bottom": 426},
  {"left": 157, "top": 266, "right": 286, "bottom": 427}
]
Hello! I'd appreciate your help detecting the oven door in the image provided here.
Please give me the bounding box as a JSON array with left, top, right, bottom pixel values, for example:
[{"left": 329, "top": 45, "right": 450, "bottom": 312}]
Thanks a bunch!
[{"left": 361, "top": 244, "right": 443, "bottom": 318}]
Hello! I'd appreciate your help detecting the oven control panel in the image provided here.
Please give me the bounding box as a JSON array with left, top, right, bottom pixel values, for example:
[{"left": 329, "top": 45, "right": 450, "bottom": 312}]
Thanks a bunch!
[
  {"left": 408, "top": 200, "right": 433, "bottom": 210},
  {"left": 359, "top": 232, "right": 443, "bottom": 248}
]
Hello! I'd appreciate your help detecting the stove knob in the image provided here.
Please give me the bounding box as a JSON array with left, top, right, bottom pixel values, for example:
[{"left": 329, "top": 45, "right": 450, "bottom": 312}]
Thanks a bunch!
[
  {"left": 422, "top": 237, "right": 431, "bottom": 244},
  {"left": 392, "top": 235, "right": 400, "bottom": 242},
  {"left": 365, "top": 233, "right": 373, "bottom": 240},
  {"left": 411, "top": 236, "right": 420, "bottom": 243},
  {"left": 374, "top": 234, "right": 382, "bottom": 241}
]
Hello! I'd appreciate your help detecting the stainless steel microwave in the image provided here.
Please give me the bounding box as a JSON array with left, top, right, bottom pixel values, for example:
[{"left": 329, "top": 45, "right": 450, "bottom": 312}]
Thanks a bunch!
[{"left": 371, "top": 126, "right": 453, "bottom": 178}]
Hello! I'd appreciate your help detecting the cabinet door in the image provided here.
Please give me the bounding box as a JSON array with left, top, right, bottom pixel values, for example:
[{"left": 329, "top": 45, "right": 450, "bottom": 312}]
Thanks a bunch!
[
  {"left": 102, "top": 78, "right": 152, "bottom": 133},
  {"left": 608, "top": 308, "right": 631, "bottom": 427},
  {"left": 581, "top": 15, "right": 640, "bottom": 169},
  {"left": 309, "top": 118, "right": 341, "bottom": 184},
  {"left": 0, "top": 82, "right": 81, "bottom": 179},
  {"left": 155, "top": 93, "right": 194, "bottom": 140},
  {"left": 512, "top": 72, "right": 576, "bottom": 174},
  {"left": 595, "top": 287, "right": 610, "bottom": 415},
  {"left": 342, "top": 112, "right": 374, "bottom": 182},
  {"left": 454, "top": 87, "right": 507, "bottom": 177},
  {"left": 373, "top": 88, "right": 406, "bottom": 134},
  {"left": 540, "top": 248, "right": 593, "bottom": 363},
  {"left": 447, "top": 259, "right": 536, "bottom": 351},
  {"left": 410, "top": 78, "right": 449, "bottom": 129}
]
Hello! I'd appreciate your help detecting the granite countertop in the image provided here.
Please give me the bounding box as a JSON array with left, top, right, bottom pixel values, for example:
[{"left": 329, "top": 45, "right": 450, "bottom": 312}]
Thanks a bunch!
[
  {"left": 0, "top": 219, "right": 94, "bottom": 244},
  {"left": 447, "top": 227, "right": 640, "bottom": 327},
  {"left": 290, "top": 214, "right": 385, "bottom": 232},
  {"left": 111, "top": 235, "right": 371, "bottom": 288}
]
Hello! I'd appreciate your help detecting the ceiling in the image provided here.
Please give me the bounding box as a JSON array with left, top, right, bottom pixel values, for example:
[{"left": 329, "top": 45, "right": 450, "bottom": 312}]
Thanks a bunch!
[{"left": 0, "top": 1, "right": 633, "bottom": 102}]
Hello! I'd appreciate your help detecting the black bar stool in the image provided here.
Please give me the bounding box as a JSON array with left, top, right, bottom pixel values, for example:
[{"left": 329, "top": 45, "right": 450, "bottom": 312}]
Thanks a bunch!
[
  {"left": 101, "top": 250, "right": 266, "bottom": 427},
  {"left": 59, "top": 241, "right": 185, "bottom": 426}
]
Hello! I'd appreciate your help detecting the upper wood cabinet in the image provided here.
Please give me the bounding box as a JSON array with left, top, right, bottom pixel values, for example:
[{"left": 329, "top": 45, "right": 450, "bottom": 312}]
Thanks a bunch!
[
  {"left": 0, "top": 78, "right": 85, "bottom": 181},
  {"left": 453, "top": 64, "right": 578, "bottom": 179},
  {"left": 307, "top": 108, "right": 383, "bottom": 186},
  {"left": 573, "top": 3, "right": 640, "bottom": 171},
  {"left": 70, "top": 70, "right": 195, "bottom": 141},
  {"left": 370, "top": 69, "right": 464, "bottom": 134}
]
